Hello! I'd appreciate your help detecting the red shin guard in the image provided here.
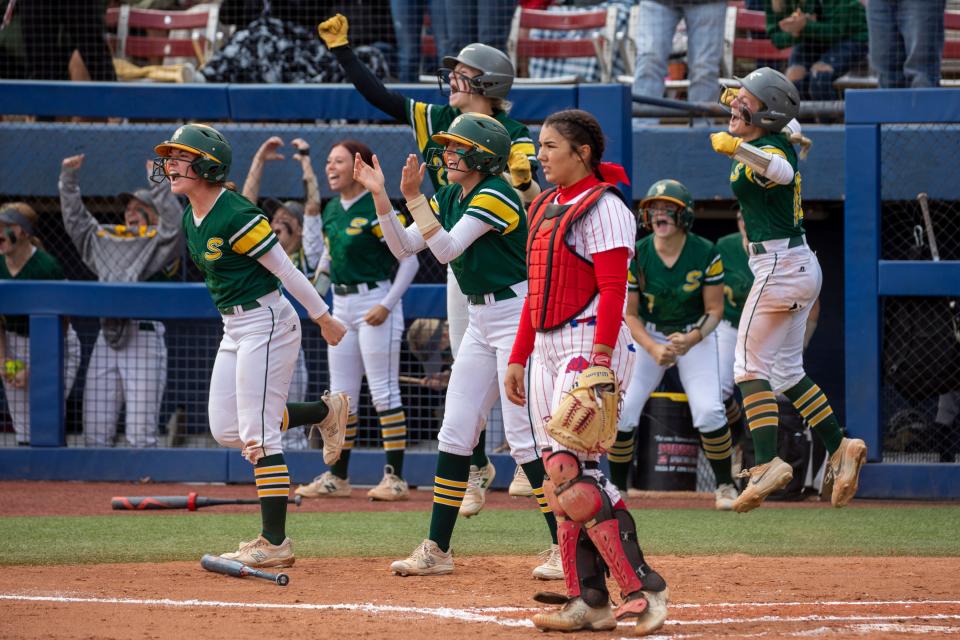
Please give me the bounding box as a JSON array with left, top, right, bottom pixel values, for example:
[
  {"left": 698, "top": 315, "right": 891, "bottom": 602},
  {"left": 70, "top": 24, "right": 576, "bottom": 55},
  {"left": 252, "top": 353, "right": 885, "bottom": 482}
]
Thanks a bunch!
[
  {"left": 557, "top": 519, "right": 583, "bottom": 598},
  {"left": 585, "top": 518, "right": 643, "bottom": 595}
]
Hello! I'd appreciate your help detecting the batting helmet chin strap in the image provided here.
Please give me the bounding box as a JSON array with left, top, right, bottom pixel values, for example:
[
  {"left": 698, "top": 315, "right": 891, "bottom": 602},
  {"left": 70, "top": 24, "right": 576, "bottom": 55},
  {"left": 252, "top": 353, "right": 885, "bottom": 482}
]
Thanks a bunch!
[{"left": 541, "top": 449, "right": 667, "bottom": 617}]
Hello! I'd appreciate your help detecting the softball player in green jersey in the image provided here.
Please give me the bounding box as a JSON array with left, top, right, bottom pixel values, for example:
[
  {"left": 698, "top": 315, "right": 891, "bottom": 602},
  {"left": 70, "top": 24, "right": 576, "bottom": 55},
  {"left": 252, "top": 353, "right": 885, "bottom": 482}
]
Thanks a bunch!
[
  {"left": 353, "top": 113, "right": 562, "bottom": 581},
  {"left": 0, "top": 203, "right": 81, "bottom": 445},
  {"left": 318, "top": 13, "right": 540, "bottom": 509},
  {"left": 295, "top": 139, "right": 419, "bottom": 502},
  {"left": 607, "top": 180, "right": 738, "bottom": 511},
  {"left": 152, "top": 123, "right": 349, "bottom": 568},
  {"left": 710, "top": 67, "right": 865, "bottom": 512}
]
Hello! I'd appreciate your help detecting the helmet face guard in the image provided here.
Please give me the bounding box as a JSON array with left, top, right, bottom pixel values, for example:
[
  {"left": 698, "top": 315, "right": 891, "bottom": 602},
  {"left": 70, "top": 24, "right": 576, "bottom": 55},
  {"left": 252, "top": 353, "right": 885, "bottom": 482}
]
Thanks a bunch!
[
  {"left": 428, "top": 113, "right": 511, "bottom": 176},
  {"left": 639, "top": 180, "right": 695, "bottom": 231},
  {"left": 425, "top": 145, "right": 503, "bottom": 176},
  {"left": 438, "top": 43, "right": 515, "bottom": 100},
  {"left": 436, "top": 68, "right": 486, "bottom": 97},
  {"left": 152, "top": 124, "right": 232, "bottom": 184}
]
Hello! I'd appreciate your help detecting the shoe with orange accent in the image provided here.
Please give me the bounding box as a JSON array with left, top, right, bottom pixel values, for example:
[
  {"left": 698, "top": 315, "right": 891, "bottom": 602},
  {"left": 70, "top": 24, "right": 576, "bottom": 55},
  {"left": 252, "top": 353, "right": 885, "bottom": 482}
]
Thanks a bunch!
[
  {"left": 732, "top": 457, "right": 793, "bottom": 513},
  {"left": 829, "top": 437, "right": 867, "bottom": 508}
]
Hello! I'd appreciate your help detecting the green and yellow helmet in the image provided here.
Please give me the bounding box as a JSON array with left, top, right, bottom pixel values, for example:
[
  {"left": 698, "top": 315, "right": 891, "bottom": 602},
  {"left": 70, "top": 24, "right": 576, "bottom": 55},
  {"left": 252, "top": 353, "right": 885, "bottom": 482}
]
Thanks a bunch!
[
  {"left": 427, "top": 112, "right": 511, "bottom": 175},
  {"left": 640, "top": 179, "right": 695, "bottom": 231},
  {"left": 152, "top": 123, "right": 232, "bottom": 183}
]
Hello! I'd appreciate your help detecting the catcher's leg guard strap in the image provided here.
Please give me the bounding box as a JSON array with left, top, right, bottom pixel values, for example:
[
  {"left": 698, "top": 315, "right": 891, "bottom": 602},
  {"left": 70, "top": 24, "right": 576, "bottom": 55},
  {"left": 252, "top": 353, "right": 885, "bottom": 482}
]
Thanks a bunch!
[
  {"left": 544, "top": 450, "right": 603, "bottom": 524},
  {"left": 614, "top": 508, "right": 667, "bottom": 593}
]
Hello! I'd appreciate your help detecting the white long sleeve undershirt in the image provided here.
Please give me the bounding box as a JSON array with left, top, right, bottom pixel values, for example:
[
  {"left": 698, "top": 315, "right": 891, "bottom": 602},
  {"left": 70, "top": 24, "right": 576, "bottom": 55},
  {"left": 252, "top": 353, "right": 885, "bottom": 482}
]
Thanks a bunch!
[
  {"left": 256, "top": 242, "right": 329, "bottom": 320},
  {"left": 379, "top": 255, "right": 419, "bottom": 310},
  {"left": 377, "top": 208, "right": 493, "bottom": 264}
]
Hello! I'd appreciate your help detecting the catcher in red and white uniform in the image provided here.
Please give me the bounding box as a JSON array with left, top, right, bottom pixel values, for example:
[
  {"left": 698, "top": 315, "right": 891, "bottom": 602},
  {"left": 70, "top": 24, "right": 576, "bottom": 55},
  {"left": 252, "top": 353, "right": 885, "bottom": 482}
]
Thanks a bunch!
[{"left": 504, "top": 109, "right": 668, "bottom": 635}]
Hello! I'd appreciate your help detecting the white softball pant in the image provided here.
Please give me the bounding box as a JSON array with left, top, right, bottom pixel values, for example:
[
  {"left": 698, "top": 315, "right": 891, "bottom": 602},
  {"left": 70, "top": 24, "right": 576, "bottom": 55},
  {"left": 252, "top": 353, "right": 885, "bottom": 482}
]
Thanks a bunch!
[
  {"left": 83, "top": 321, "right": 166, "bottom": 447},
  {"left": 209, "top": 290, "right": 301, "bottom": 457},
  {"left": 529, "top": 320, "right": 636, "bottom": 505},
  {"left": 618, "top": 323, "right": 725, "bottom": 433},
  {"left": 716, "top": 319, "right": 738, "bottom": 401},
  {"left": 2, "top": 327, "right": 81, "bottom": 444},
  {"left": 437, "top": 283, "right": 537, "bottom": 465},
  {"left": 446, "top": 266, "right": 469, "bottom": 358},
  {"left": 735, "top": 242, "right": 822, "bottom": 392},
  {"left": 328, "top": 280, "right": 403, "bottom": 414}
]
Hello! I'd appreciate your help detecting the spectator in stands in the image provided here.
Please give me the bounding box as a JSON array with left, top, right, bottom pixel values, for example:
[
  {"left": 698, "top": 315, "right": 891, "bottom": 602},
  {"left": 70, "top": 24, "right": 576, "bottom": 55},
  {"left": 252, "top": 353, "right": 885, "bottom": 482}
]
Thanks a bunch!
[
  {"left": 866, "top": 0, "right": 946, "bottom": 88},
  {"left": 241, "top": 135, "right": 326, "bottom": 451},
  {"left": 440, "top": 0, "right": 517, "bottom": 56},
  {"left": 59, "top": 155, "right": 183, "bottom": 448},
  {"left": 0, "top": 203, "right": 82, "bottom": 445},
  {"left": 632, "top": 0, "right": 727, "bottom": 106},
  {"left": 766, "top": 0, "right": 869, "bottom": 102},
  {"left": 16, "top": 0, "right": 116, "bottom": 81},
  {"left": 388, "top": 0, "right": 449, "bottom": 81}
]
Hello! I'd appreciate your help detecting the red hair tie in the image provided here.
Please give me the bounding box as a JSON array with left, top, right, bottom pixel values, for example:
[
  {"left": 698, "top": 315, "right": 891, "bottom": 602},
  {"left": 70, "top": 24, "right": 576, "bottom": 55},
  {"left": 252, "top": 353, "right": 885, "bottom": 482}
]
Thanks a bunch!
[{"left": 597, "top": 162, "right": 630, "bottom": 186}]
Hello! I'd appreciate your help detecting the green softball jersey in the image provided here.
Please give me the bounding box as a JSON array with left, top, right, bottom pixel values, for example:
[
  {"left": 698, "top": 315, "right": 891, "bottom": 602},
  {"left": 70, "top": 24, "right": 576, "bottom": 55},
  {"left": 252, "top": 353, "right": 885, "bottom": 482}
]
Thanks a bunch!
[
  {"left": 322, "top": 192, "right": 403, "bottom": 286},
  {"left": 183, "top": 189, "right": 280, "bottom": 309},
  {"left": 628, "top": 233, "right": 724, "bottom": 331},
  {"left": 404, "top": 98, "right": 538, "bottom": 191},
  {"left": 729, "top": 132, "right": 805, "bottom": 242},
  {"left": 429, "top": 174, "right": 526, "bottom": 296},
  {"left": 0, "top": 248, "right": 64, "bottom": 336},
  {"left": 715, "top": 232, "right": 754, "bottom": 327}
]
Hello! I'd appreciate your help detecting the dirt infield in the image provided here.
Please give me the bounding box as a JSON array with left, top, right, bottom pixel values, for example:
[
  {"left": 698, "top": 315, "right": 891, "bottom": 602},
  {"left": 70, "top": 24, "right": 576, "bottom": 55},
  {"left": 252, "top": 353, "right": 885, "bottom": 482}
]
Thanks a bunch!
[{"left": 3, "top": 482, "right": 959, "bottom": 639}]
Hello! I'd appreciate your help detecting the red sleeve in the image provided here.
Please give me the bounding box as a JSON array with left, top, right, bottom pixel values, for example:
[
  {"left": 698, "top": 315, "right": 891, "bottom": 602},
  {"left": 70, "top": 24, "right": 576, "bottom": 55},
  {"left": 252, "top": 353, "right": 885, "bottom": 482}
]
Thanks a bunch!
[
  {"left": 592, "top": 247, "right": 629, "bottom": 353},
  {"left": 509, "top": 296, "right": 536, "bottom": 366}
]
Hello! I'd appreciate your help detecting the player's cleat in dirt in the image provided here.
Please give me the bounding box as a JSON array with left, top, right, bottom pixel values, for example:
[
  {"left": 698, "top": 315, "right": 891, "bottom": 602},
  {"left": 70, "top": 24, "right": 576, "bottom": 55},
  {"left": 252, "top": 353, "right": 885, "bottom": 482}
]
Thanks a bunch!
[
  {"left": 714, "top": 483, "right": 739, "bottom": 511},
  {"left": 391, "top": 539, "right": 454, "bottom": 576},
  {"left": 626, "top": 588, "right": 670, "bottom": 636},
  {"left": 308, "top": 391, "right": 349, "bottom": 465},
  {"left": 295, "top": 471, "right": 351, "bottom": 498},
  {"left": 508, "top": 465, "right": 534, "bottom": 497},
  {"left": 459, "top": 463, "right": 496, "bottom": 517},
  {"left": 532, "top": 544, "right": 563, "bottom": 580},
  {"left": 367, "top": 465, "right": 409, "bottom": 501},
  {"left": 732, "top": 457, "right": 793, "bottom": 513},
  {"left": 830, "top": 437, "right": 867, "bottom": 508},
  {"left": 532, "top": 597, "right": 618, "bottom": 632},
  {"left": 220, "top": 534, "right": 294, "bottom": 568}
]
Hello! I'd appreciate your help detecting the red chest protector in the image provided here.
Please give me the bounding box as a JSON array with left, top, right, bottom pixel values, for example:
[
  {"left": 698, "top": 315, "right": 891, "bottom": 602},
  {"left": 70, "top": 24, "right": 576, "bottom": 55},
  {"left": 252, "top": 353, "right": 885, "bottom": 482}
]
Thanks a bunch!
[{"left": 526, "top": 183, "right": 617, "bottom": 331}]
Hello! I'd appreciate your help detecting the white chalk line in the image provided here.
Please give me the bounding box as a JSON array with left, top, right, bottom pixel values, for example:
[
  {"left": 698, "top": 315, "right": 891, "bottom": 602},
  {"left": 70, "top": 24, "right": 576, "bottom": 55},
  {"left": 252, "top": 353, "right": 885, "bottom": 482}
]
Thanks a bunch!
[{"left": 3, "top": 593, "right": 960, "bottom": 634}]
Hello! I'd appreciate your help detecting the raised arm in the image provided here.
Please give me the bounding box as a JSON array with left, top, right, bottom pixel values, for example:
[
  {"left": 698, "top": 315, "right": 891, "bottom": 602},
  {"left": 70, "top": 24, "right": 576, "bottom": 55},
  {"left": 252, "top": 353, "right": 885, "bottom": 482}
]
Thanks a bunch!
[
  {"left": 242, "top": 136, "right": 285, "bottom": 204},
  {"left": 353, "top": 152, "right": 428, "bottom": 258},
  {"left": 293, "top": 138, "right": 325, "bottom": 267},
  {"left": 318, "top": 14, "right": 407, "bottom": 122},
  {"left": 57, "top": 154, "right": 102, "bottom": 269}
]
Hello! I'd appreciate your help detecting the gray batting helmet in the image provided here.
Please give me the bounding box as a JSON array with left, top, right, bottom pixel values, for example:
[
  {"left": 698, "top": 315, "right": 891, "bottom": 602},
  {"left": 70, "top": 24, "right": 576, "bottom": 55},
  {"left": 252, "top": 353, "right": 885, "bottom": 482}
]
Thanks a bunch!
[
  {"left": 737, "top": 67, "right": 800, "bottom": 133},
  {"left": 441, "top": 43, "right": 515, "bottom": 99}
]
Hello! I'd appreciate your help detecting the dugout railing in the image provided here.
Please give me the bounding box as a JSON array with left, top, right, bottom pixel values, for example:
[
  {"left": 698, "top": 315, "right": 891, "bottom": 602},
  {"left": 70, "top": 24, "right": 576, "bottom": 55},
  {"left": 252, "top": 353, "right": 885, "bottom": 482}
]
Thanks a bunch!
[{"left": 845, "top": 88, "right": 960, "bottom": 499}]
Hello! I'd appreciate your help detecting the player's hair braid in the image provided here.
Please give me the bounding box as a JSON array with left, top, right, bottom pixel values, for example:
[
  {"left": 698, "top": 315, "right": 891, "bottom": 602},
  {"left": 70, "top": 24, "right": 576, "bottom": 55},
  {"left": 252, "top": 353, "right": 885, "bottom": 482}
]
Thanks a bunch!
[
  {"left": 334, "top": 139, "right": 374, "bottom": 168},
  {"left": 543, "top": 109, "right": 606, "bottom": 179}
]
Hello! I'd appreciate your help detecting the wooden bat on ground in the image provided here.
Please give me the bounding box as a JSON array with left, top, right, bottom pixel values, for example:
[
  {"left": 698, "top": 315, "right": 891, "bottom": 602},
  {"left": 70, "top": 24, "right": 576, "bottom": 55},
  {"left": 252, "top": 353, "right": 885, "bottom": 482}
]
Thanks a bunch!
[
  {"left": 200, "top": 554, "right": 290, "bottom": 586},
  {"left": 111, "top": 491, "right": 302, "bottom": 511}
]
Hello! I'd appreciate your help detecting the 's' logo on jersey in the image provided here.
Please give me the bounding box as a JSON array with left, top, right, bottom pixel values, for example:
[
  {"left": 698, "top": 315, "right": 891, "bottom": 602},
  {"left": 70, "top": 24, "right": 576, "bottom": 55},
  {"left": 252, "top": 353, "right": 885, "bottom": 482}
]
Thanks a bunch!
[
  {"left": 345, "top": 217, "right": 369, "bottom": 236},
  {"left": 682, "top": 270, "right": 703, "bottom": 292},
  {"left": 205, "top": 237, "right": 223, "bottom": 261}
]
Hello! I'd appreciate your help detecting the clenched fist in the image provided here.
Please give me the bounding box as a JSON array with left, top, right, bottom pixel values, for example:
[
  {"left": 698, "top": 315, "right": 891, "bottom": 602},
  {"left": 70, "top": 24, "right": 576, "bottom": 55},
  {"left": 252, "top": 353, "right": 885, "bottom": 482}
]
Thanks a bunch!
[
  {"left": 710, "top": 132, "right": 743, "bottom": 158},
  {"left": 318, "top": 13, "right": 349, "bottom": 49},
  {"left": 507, "top": 147, "right": 532, "bottom": 187}
]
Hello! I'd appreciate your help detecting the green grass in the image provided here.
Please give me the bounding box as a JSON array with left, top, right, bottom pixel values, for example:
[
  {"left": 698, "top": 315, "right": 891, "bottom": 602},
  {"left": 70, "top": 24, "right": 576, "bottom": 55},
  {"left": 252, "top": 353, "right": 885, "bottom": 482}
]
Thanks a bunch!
[{"left": 4, "top": 507, "right": 960, "bottom": 566}]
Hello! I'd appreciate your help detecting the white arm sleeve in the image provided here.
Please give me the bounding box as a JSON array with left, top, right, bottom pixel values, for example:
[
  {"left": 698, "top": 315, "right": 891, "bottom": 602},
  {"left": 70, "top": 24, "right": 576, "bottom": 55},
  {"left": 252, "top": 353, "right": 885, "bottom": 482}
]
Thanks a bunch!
[
  {"left": 302, "top": 215, "right": 325, "bottom": 270},
  {"left": 783, "top": 118, "right": 801, "bottom": 138},
  {"left": 377, "top": 209, "right": 427, "bottom": 258},
  {"left": 257, "top": 243, "right": 330, "bottom": 320},
  {"left": 424, "top": 215, "right": 494, "bottom": 264},
  {"left": 735, "top": 141, "right": 796, "bottom": 185},
  {"left": 379, "top": 255, "right": 419, "bottom": 310}
]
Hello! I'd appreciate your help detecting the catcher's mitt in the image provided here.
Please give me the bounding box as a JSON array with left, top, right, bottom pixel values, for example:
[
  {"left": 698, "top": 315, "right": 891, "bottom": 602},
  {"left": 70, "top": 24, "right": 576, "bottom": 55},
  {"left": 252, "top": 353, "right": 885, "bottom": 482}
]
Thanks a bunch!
[{"left": 546, "top": 366, "right": 620, "bottom": 454}]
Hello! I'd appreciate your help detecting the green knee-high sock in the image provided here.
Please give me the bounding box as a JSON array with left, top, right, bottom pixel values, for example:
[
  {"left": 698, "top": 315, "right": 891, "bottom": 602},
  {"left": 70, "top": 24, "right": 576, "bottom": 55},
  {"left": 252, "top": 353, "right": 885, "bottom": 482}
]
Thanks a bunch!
[
  {"left": 700, "top": 425, "right": 735, "bottom": 486},
  {"left": 379, "top": 407, "right": 407, "bottom": 477},
  {"left": 521, "top": 459, "right": 558, "bottom": 544},
  {"left": 284, "top": 401, "right": 329, "bottom": 428},
  {"left": 470, "top": 428, "right": 489, "bottom": 468},
  {"left": 724, "top": 395, "right": 745, "bottom": 444},
  {"left": 330, "top": 414, "right": 358, "bottom": 479},
  {"left": 606, "top": 429, "right": 636, "bottom": 491},
  {"left": 784, "top": 376, "right": 844, "bottom": 454},
  {"left": 255, "top": 453, "right": 289, "bottom": 545},
  {"left": 428, "top": 451, "right": 471, "bottom": 552},
  {"left": 738, "top": 380, "right": 779, "bottom": 465}
]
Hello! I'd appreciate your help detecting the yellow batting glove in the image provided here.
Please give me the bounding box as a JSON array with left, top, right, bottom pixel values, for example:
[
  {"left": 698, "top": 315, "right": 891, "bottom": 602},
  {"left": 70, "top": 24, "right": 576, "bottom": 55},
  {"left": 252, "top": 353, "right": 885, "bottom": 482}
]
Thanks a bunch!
[
  {"left": 710, "top": 132, "right": 742, "bottom": 157},
  {"left": 317, "top": 13, "right": 349, "bottom": 49},
  {"left": 719, "top": 87, "right": 738, "bottom": 107},
  {"left": 507, "top": 148, "right": 532, "bottom": 187}
]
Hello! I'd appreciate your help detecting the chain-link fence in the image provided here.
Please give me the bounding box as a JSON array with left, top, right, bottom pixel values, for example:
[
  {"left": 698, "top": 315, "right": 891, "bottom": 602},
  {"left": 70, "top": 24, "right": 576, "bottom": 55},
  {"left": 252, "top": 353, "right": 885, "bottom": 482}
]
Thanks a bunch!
[{"left": 879, "top": 123, "right": 960, "bottom": 465}]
